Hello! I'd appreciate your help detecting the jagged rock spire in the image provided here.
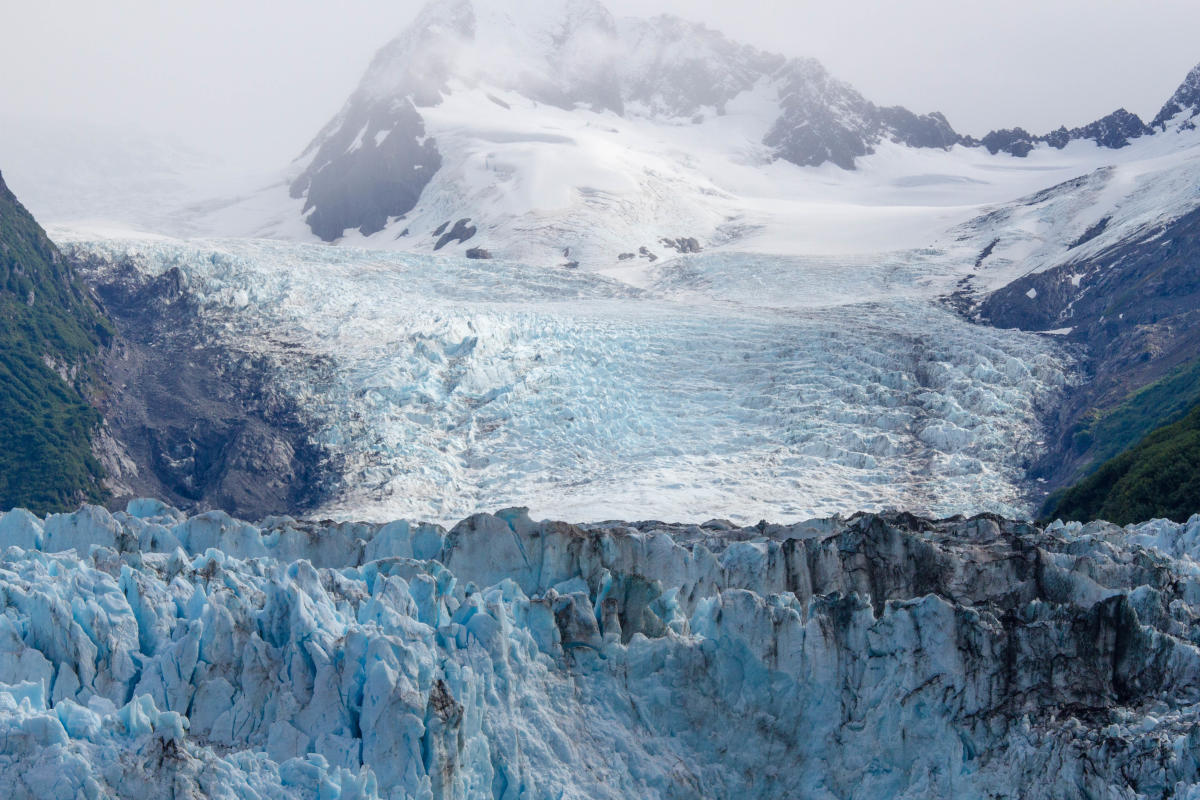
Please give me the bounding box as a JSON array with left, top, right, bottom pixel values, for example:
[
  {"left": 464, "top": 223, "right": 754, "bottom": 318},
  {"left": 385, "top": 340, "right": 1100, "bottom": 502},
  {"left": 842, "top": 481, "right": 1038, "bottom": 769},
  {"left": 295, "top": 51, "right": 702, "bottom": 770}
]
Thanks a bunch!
[{"left": 1153, "top": 61, "right": 1200, "bottom": 129}]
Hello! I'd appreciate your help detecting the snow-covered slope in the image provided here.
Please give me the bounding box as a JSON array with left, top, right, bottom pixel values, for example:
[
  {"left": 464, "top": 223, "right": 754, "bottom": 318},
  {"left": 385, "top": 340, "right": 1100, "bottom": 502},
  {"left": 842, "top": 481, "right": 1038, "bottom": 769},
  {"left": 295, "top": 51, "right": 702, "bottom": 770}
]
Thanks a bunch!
[
  {"left": 193, "top": 0, "right": 1200, "bottom": 269},
  {"left": 10, "top": 3, "right": 1200, "bottom": 275},
  {"left": 2, "top": 502, "right": 1200, "bottom": 798},
  {"left": 1154, "top": 63, "right": 1200, "bottom": 129},
  {"left": 944, "top": 123, "right": 1200, "bottom": 299},
  {"left": 213, "top": 95, "right": 1200, "bottom": 271}
]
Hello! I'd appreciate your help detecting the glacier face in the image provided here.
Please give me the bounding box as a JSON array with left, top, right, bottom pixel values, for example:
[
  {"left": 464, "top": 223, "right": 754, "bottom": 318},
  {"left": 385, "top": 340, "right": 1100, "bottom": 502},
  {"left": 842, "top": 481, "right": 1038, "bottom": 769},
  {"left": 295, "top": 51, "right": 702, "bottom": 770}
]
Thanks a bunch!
[
  {"left": 2, "top": 502, "right": 1200, "bottom": 798},
  {"left": 60, "top": 234, "right": 1068, "bottom": 524}
]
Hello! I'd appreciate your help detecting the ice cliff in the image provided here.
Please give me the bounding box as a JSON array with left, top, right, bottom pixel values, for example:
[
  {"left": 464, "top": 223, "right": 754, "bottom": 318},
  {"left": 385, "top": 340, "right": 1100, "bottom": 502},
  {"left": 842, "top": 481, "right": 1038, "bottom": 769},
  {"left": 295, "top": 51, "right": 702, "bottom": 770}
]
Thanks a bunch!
[{"left": 1, "top": 501, "right": 1200, "bottom": 797}]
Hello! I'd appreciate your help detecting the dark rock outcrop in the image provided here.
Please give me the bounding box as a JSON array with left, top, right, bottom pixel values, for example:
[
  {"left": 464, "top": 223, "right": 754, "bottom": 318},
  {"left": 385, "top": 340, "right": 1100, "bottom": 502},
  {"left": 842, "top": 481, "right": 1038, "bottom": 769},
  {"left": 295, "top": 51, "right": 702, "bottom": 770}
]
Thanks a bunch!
[
  {"left": 63, "top": 248, "right": 338, "bottom": 519},
  {"left": 978, "top": 61, "right": 1200, "bottom": 157},
  {"left": 660, "top": 236, "right": 701, "bottom": 254},
  {"left": 433, "top": 218, "right": 477, "bottom": 250},
  {"left": 1066, "top": 215, "right": 1110, "bottom": 249},
  {"left": 980, "top": 127, "right": 1037, "bottom": 157},
  {"left": 876, "top": 105, "right": 961, "bottom": 147},
  {"left": 763, "top": 50, "right": 1188, "bottom": 170},
  {"left": 1071, "top": 108, "right": 1152, "bottom": 149},
  {"left": 618, "top": 14, "right": 785, "bottom": 117},
  {"left": 290, "top": 99, "right": 441, "bottom": 242},
  {"left": 765, "top": 58, "right": 961, "bottom": 169},
  {"left": 981, "top": 110, "right": 1151, "bottom": 157},
  {"left": 1153, "top": 62, "right": 1200, "bottom": 129}
]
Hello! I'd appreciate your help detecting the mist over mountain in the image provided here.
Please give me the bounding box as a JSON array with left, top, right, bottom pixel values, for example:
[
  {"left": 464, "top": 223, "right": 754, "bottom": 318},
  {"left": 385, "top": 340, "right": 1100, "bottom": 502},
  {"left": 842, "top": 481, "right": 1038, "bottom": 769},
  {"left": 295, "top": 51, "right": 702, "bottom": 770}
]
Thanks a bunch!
[
  {"left": 287, "top": 0, "right": 980, "bottom": 245},
  {"left": 267, "top": 0, "right": 1200, "bottom": 271}
]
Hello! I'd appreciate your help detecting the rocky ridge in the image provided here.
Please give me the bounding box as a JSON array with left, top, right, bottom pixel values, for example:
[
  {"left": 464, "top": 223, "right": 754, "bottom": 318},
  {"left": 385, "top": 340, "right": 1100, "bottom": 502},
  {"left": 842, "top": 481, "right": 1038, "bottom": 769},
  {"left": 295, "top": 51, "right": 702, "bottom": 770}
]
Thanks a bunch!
[{"left": 977, "top": 204, "right": 1200, "bottom": 500}]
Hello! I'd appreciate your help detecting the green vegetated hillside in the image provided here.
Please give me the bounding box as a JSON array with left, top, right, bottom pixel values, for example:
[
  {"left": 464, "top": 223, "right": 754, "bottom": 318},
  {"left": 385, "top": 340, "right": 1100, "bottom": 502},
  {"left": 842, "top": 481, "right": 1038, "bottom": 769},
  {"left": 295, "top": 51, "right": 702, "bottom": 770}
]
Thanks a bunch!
[
  {"left": 0, "top": 170, "right": 113, "bottom": 513},
  {"left": 1047, "top": 398, "right": 1200, "bottom": 525},
  {"left": 1068, "top": 355, "right": 1200, "bottom": 475}
]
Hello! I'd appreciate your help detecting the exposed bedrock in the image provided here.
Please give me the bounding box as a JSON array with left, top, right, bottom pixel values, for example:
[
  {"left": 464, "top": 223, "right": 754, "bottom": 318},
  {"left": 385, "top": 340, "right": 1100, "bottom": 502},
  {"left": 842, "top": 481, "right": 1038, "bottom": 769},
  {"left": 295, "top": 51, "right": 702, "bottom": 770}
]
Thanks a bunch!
[
  {"left": 433, "top": 218, "right": 477, "bottom": 251},
  {"left": 290, "top": 99, "right": 442, "bottom": 242},
  {"left": 63, "top": 248, "right": 339, "bottom": 520},
  {"left": 0, "top": 505, "right": 1198, "bottom": 797},
  {"left": 976, "top": 204, "right": 1200, "bottom": 497}
]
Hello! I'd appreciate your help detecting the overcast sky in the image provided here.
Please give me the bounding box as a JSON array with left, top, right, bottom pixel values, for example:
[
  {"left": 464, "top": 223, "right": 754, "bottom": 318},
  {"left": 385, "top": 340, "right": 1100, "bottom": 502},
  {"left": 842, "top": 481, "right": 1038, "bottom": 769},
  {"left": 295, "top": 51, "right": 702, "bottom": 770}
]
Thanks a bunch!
[{"left": 2, "top": 0, "right": 1199, "bottom": 167}]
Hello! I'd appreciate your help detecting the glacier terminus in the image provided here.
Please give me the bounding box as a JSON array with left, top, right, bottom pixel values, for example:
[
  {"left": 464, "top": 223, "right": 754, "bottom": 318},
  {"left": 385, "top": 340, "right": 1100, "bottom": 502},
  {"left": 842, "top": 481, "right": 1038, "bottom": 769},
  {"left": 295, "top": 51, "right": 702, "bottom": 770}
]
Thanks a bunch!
[{"left": 1, "top": 502, "right": 1200, "bottom": 798}]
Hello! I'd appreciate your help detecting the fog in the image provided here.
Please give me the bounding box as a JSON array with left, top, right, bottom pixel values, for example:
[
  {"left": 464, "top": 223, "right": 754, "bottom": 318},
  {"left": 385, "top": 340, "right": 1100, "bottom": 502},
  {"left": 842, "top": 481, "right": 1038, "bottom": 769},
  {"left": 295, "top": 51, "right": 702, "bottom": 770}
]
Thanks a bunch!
[{"left": 2, "top": 0, "right": 1199, "bottom": 169}]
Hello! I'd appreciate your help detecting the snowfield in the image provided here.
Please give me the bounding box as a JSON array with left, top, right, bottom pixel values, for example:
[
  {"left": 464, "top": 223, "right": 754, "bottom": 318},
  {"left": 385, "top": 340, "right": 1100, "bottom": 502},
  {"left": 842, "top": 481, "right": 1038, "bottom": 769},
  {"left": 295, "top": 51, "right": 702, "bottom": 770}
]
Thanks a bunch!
[
  {"left": 177, "top": 90, "right": 1200, "bottom": 271},
  {"left": 12, "top": 73, "right": 1200, "bottom": 275},
  {"left": 60, "top": 233, "right": 1069, "bottom": 524}
]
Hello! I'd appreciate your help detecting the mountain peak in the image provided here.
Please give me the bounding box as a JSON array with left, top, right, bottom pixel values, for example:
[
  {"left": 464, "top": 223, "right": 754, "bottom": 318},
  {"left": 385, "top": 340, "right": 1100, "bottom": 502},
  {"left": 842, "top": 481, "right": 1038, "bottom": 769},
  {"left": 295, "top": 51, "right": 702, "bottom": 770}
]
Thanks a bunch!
[
  {"left": 1153, "top": 61, "right": 1200, "bottom": 129},
  {"left": 358, "top": 0, "right": 621, "bottom": 110},
  {"left": 616, "top": 13, "right": 784, "bottom": 118},
  {"left": 766, "top": 57, "right": 960, "bottom": 169},
  {"left": 286, "top": 0, "right": 969, "bottom": 244}
]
